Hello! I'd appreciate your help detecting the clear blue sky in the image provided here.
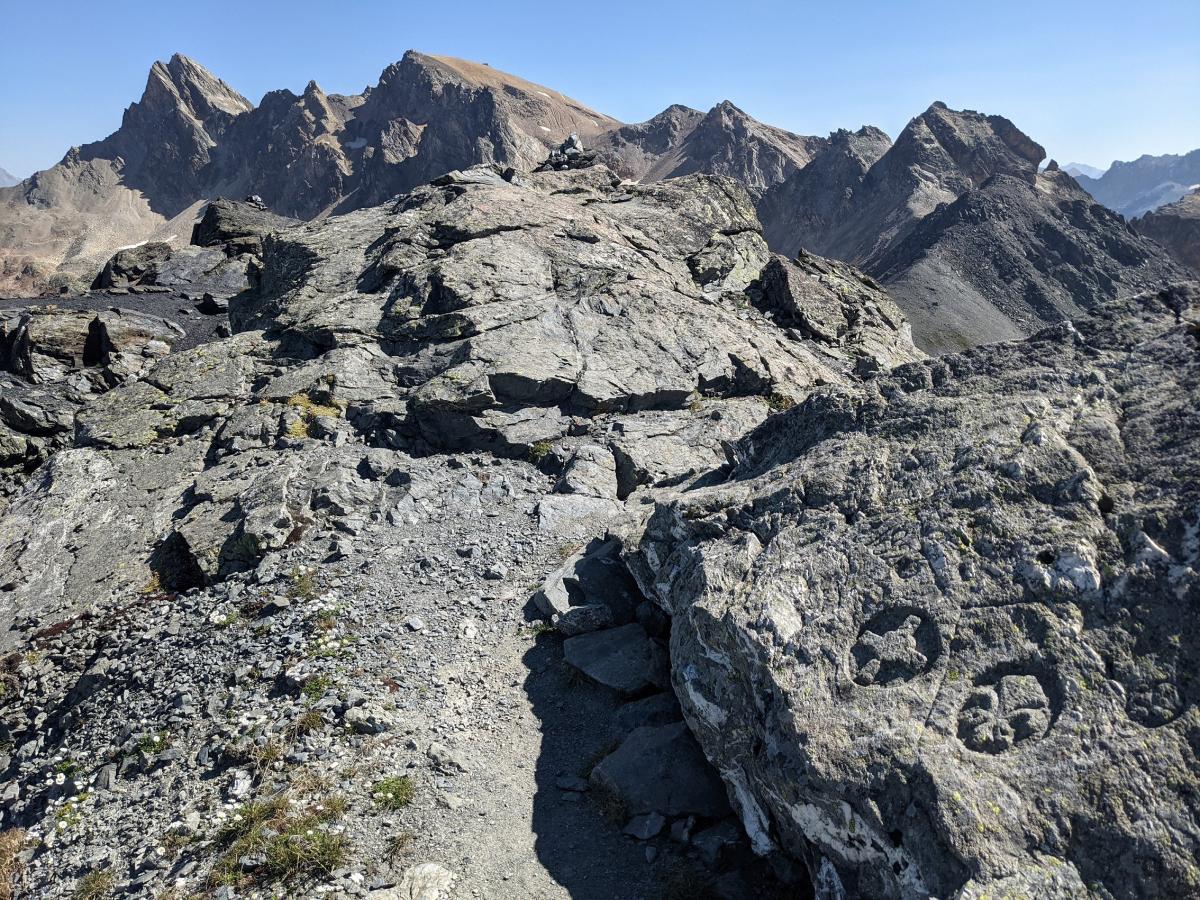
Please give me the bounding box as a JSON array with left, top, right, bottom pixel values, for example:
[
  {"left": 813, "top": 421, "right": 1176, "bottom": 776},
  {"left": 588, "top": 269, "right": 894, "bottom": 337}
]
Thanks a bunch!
[{"left": 1, "top": 0, "right": 1197, "bottom": 179}]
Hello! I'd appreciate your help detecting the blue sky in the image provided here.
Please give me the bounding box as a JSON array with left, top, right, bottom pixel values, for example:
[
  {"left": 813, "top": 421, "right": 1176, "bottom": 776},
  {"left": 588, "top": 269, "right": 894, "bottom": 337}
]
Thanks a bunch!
[{"left": 1, "top": 0, "right": 1197, "bottom": 178}]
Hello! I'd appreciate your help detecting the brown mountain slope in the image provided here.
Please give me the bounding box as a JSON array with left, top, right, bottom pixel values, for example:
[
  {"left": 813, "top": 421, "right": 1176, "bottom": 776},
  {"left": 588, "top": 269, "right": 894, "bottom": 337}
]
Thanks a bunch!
[{"left": 0, "top": 52, "right": 619, "bottom": 295}]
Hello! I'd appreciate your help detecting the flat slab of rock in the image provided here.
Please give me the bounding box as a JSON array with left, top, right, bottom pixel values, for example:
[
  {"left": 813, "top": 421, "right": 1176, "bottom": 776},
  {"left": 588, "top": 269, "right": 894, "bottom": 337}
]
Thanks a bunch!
[
  {"left": 590, "top": 721, "right": 731, "bottom": 818},
  {"left": 370, "top": 863, "right": 457, "bottom": 900},
  {"left": 563, "top": 623, "right": 667, "bottom": 696}
]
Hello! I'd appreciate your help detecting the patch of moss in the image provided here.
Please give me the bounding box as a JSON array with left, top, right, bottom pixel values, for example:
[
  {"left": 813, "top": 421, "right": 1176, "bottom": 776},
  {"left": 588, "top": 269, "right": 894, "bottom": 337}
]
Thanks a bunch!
[
  {"left": 527, "top": 440, "right": 554, "bottom": 464},
  {"left": 372, "top": 776, "right": 415, "bottom": 811}
]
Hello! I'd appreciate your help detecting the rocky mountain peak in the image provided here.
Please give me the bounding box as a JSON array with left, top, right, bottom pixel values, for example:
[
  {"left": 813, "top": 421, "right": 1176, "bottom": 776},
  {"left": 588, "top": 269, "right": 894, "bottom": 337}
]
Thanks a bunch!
[
  {"left": 899, "top": 102, "right": 1045, "bottom": 187},
  {"left": 143, "top": 53, "right": 253, "bottom": 123}
]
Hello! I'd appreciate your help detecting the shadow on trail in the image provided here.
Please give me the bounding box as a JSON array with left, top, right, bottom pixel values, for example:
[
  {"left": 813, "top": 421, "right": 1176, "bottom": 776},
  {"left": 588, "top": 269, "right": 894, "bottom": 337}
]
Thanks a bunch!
[{"left": 522, "top": 627, "right": 663, "bottom": 900}]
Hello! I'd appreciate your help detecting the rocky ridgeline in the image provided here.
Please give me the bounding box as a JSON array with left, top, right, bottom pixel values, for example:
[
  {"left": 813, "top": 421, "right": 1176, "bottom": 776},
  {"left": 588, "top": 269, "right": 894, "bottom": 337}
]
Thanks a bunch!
[{"left": 0, "top": 159, "right": 1195, "bottom": 899}]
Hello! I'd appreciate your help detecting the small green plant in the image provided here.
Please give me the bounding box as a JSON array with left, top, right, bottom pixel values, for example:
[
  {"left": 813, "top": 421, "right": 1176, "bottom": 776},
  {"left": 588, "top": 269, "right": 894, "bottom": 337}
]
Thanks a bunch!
[
  {"left": 55, "top": 793, "right": 91, "bottom": 831},
  {"left": 250, "top": 741, "right": 285, "bottom": 771},
  {"left": 301, "top": 675, "right": 332, "bottom": 702},
  {"left": 289, "top": 567, "right": 317, "bottom": 601},
  {"left": 210, "top": 794, "right": 347, "bottom": 888},
  {"left": 521, "top": 621, "right": 555, "bottom": 637},
  {"left": 372, "top": 776, "right": 415, "bottom": 811},
  {"left": 74, "top": 868, "right": 115, "bottom": 900},
  {"left": 292, "top": 710, "right": 325, "bottom": 736},
  {"left": 284, "top": 393, "right": 344, "bottom": 439},
  {"left": 137, "top": 731, "right": 171, "bottom": 755},
  {"left": 527, "top": 440, "right": 554, "bottom": 464},
  {"left": 160, "top": 828, "right": 193, "bottom": 855},
  {"left": 765, "top": 392, "right": 796, "bottom": 412}
]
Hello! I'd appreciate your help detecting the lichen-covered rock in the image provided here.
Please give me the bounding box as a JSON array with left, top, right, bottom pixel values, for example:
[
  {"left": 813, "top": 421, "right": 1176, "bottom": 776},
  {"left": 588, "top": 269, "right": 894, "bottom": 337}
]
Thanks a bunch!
[{"left": 625, "top": 284, "right": 1200, "bottom": 898}]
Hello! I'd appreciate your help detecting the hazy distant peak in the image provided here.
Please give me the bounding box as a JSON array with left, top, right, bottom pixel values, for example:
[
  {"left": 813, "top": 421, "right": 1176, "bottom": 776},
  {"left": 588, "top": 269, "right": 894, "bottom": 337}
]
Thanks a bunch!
[
  {"left": 0, "top": 165, "right": 18, "bottom": 187},
  {"left": 1062, "top": 161, "right": 1107, "bottom": 179}
]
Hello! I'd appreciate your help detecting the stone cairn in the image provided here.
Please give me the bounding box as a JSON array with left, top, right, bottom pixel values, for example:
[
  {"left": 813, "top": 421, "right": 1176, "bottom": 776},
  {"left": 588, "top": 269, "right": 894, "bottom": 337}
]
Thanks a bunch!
[{"left": 534, "top": 133, "right": 597, "bottom": 172}]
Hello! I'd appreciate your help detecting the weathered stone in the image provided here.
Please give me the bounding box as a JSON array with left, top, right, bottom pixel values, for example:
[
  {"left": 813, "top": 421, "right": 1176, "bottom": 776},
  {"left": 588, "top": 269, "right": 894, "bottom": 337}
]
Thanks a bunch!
[
  {"left": 626, "top": 285, "right": 1200, "bottom": 898},
  {"left": 590, "top": 722, "right": 731, "bottom": 818},
  {"left": 563, "top": 624, "right": 667, "bottom": 696},
  {"left": 370, "top": 863, "right": 457, "bottom": 900},
  {"left": 92, "top": 242, "right": 173, "bottom": 289},
  {"left": 191, "top": 198, "right": 300, "bottom": 257}
]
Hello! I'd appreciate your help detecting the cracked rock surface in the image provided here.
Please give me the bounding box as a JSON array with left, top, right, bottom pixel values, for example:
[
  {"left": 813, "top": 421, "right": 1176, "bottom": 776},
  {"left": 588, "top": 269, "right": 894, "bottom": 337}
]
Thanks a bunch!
[
  {"left": 625, "top": 284, "right": 1200, "bottom": 899},
  {"left": 0, "top": 164, "right": 917, "bottom": 898}
]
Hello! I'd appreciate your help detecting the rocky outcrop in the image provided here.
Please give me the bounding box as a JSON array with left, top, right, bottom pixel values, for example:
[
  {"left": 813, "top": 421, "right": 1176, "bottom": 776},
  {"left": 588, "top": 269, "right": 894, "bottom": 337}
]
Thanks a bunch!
[
  {"left": 1134, "top": 188, "right": 1200, "bottom": 274},
  {"left": 534, "top": 133, "right": 597, "bottom": 172},
  {"left": 625, "top": 283, "right": 1200, "bottom": 899},
  {"left": 92, "top": 242, "right": 173, "bottom": 289},
  {"left": 1074, "top": 148, "right": 1200, "bottom": 218},
  {"left": 190, "top": 198, "right": 299, "bottom": 257},
  {"left": 1, "top": 162, "right": 919, "bottom": 633},
  {"left": 0, "top": 306, "right": 182, "bottom": 500}
]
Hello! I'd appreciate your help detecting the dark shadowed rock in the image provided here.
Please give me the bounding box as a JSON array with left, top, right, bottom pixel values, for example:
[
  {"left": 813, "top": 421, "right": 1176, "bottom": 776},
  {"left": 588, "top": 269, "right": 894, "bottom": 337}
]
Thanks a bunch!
[
  {"left": 190, "top": 198, "right": 299, "bottom": 257},
  {"left": 563, "top": 624, "right": 667, "bottom": 696},
  {"left": 590, "top": 722, "right": 732, "bottom": 818},
  {"left": 92, "top": 242, "right": 173, "bottom": 289}
]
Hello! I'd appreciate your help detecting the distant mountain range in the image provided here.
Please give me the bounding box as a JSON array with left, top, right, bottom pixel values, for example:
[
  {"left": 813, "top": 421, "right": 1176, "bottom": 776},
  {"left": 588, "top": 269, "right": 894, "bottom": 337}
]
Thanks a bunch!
[
  {"left": 0, "top": 52, "right": 1187, "bottom": 354},
  {"left": 1061, "top": 162, "right": 1106, "bottom": 180},
  {"left": 1073, "top": 150, "right": 1200, "bottom": 218},
  {"left": 0, "top": 167, "right": 17, "bottom": 188}
]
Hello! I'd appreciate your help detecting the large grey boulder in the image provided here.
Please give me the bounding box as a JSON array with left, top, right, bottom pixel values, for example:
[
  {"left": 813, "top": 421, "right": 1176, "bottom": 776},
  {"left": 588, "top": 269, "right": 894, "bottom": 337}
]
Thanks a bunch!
[
  {"left": 625, "top": 285, "right": 1200, "bottom": 898},
  {"left": 563, "top": 623, "right": 667, "bottom": 696},
  {"left": 190, "top": 197, "right": 300, "bottom": 257},
  {"left": 92, "top": 242, "right": 173, "bottom": 289}
]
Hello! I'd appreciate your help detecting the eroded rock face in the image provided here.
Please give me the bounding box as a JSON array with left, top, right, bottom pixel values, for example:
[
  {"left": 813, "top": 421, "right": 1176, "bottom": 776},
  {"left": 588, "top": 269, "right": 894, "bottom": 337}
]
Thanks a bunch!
[
  {"left": 0, "top": 307, "right": 182, "bottom": 500},
  {"left": 625, "top": 285, "right": 1200, "bottom": 898},
  {"left": 0, "top": 164, "right": 920, "bottom": 637},
  {"left": 190, "top": 197, "right": 299, "bottom": 257}
]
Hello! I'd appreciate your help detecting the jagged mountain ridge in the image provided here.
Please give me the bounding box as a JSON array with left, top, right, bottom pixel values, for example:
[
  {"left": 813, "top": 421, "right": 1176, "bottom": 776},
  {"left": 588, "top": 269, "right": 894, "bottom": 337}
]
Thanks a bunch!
[
  {"left": 0, "top": 51, "right": 621, "bottom": 295},
  {"left": 1134, "top": 188, "right": 1200, "bottom": 274},
  {"left": 591, "top": 100, "right": 827, "bottom": 197},
  {"left": 0, "top": 54, "right": 1186, "bottom": 359},
  {"left": 759, "top": 103, "right": 1184, "bottom": 352},
  {"left": 1074, "top": 148, "right": 1200, "bottom": 218}
]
